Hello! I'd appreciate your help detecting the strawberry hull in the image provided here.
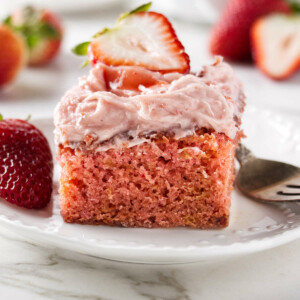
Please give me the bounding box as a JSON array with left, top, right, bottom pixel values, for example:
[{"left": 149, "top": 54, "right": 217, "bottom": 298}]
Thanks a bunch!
[
  {"left": 9, "top": 7, "right": 63, "bottom": 66},
  {"left": 28, "top": 10, "right": 63, "bottom": 66}
]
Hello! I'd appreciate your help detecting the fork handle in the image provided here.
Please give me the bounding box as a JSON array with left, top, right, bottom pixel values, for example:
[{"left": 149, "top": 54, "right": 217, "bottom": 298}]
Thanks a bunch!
[{"left": 236, "top": 143, "right": 255, "bottom": 165}]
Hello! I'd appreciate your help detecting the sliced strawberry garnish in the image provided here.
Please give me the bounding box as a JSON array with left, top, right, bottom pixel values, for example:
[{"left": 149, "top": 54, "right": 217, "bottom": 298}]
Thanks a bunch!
[
  {"left": 72, "top": 3, "right": 190, "bottom": 73},
  {"left": 89, "top": 12, "right": 189, "bottom": 73},
  {"left": 251, "top": 14, "right": 300, "bottom": 80},
  {"left": 0, "top": 117, "right": 53, "bottom": 209},
  {"left": 209, "top": 0, "right": 292, "bottom": 61},
  {"left": 102, "top": 64, "right": 166, "bottom": 92}
]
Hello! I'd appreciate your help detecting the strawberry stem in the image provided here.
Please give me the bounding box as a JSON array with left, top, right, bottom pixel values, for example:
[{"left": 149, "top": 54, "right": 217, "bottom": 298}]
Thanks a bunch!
[
  {"left": 72, "top": 41, "right": 91, "bottom": 56},
  {"left": 289, "top": 1, "right": 300, "bottom": 12},
  {"left": 119, "top": 2, "right": 152, "bottom": 20},
  {"left": 81, "top": 59, "right": 90, "bottom": 68},
  {"left": 93, "top": 28, "right": 109, "bottom": 38}
]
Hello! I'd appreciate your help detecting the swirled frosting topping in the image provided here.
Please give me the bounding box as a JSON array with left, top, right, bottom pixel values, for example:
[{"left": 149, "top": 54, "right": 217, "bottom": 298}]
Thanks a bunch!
[{"left": 54, "top": 58, "right": 244, "bottom": 149}]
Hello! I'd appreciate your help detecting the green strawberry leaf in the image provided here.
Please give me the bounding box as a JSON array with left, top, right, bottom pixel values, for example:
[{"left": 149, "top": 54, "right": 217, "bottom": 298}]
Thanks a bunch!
[
  {"left": 81, "top": 59, "right": 90, "bottom": 68},
  {"left": 39, "top": 22, "right": 60, "bottom": 39},
  {"left": 72, "top": 41, "right": 91, "bottom": 56},
  {"left": 289, "top": 1, "right": 300, "bottom": 13},
  {"left": 25, "top": 114, "right": 31, "bottom": 121},
  {"left": 128, "top": 2, "right": 152, "bottom": 14},
  {"left": 119, "top": 2, "right": 152, "bottom": 20},
  {"left": 0, "top": 114, "right": 3, "bottom": 121},
  {"left": 3, "top": 16, "right": 12, "bottom": 26},
  {"left": 27, "top": 33, "right": 40, "bottom": 49},
  {"left": 92, "top": 27, "right": 109, "bottom": 38}
]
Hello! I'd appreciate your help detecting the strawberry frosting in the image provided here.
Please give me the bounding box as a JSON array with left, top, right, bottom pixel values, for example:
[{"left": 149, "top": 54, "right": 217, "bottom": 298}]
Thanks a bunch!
[{"left": 54, "top": 58, "right": 245, "bottom": 150}]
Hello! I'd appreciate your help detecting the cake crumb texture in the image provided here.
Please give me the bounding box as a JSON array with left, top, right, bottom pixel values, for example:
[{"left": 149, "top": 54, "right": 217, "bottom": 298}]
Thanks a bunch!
[{"left": 58, "top": 130, "right": 236, "bottom": 228}]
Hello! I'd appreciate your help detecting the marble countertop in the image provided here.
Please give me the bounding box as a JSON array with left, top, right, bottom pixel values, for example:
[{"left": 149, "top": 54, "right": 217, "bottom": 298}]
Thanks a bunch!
[
  {"left": 0, "top": 3, "right": 300, "bottom": 299},
  {"left": 0, "top": 226, "right": 300, "bottom": 300}
]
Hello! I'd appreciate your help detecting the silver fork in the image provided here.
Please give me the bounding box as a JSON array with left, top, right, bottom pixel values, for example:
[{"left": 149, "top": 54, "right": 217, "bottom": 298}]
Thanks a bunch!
[{"left": 236, "top": 144, "right": 300, "bottom": 202}]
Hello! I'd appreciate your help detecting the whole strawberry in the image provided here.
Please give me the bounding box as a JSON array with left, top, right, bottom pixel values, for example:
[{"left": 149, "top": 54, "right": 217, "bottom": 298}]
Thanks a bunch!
[
  {"left": 0, "top": 25, "right": 26, "bottom": 87},
  {"left": 4, "top": 6, "right": 63, "bottom": 66},
  {"left": 210, "top": 0, "right": 291, "bottom": 61},
  {"left": 0, "top": 117, "right": 53, "bottom": 209}
]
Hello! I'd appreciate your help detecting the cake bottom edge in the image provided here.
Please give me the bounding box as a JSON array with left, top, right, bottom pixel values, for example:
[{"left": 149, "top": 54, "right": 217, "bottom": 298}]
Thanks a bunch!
[{"left": 60, "top": 211, "right": 230, "bottom": 229}]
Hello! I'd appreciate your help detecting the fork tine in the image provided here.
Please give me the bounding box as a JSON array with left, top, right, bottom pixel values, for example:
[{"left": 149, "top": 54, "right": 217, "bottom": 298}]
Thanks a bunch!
[
  {"left": 286, "top": 185, "right": 300, "bottom": 189},
  {"left": 277, "top": 191, "right": 300, "bottom": 196},
  {"left": 254, "top": 191, "right": 300, "bottom": 202},
  {"left": 250, "top": 175, "right": 300, "bottom": 202},
  {"left": 236, "top": 144, "right": 300, "bottom": 202}
]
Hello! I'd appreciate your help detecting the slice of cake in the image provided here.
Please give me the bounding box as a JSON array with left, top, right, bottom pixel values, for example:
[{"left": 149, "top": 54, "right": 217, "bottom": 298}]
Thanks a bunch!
[{"left": 54, "top": 4, "right": 245, "bottom": 228}]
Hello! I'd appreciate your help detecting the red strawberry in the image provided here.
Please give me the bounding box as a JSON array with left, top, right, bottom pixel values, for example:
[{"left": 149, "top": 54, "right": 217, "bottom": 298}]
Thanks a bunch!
[
  {"left": 72, "top": 3, "right": 190, "bottom": 73},
  {"left": 0, "top": 118, "right": 53, "bottom": 209},
  {"left": 251, "top": 14, "right": 300, "bottom": 80},
  {"left": 0, "top": 25, "right": 26, "bottom": 87},
  {"left": 210, "top": 0, "right": 291, "bottom": 61},
  {"left": 5, "top": 6, "right": 63, "bottom": 66}
]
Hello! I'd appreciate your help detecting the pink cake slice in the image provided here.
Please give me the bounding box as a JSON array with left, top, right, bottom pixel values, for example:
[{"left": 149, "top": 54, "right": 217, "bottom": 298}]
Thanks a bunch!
[{"left": 55, "top": 58, "right": 245, "bottom": 229}]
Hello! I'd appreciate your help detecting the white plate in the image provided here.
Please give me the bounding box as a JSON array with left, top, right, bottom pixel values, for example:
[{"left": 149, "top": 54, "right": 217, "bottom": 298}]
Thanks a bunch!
[{"left": 0, "top": 105, "right": 300, "bottom": 264}]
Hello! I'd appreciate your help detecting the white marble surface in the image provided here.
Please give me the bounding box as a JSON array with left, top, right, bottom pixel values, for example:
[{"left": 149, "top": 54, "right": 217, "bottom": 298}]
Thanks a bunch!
[
  {"left": 0, "top": 2, "right": 300, "bottom": 299},
  {"left": 0, "top": 226, "right": 300, "bottom": 300}
]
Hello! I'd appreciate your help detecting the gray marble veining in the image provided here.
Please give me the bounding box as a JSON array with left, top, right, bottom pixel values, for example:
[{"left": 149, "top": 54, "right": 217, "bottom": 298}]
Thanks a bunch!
[{"left": 0, "top": 226, "right": 300, "bottom": 300}]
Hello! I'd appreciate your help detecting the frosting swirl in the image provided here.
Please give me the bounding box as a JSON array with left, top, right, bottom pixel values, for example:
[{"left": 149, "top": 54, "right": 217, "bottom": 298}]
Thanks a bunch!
[{"left": 54, "top": 58, "right": 245, "bottom": 150}]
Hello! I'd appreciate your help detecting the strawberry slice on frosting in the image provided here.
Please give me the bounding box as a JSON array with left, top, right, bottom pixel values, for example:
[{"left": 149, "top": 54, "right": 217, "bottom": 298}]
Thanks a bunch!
[{"left": 72, "top": 2, "right": 190, "bottom": 74}]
